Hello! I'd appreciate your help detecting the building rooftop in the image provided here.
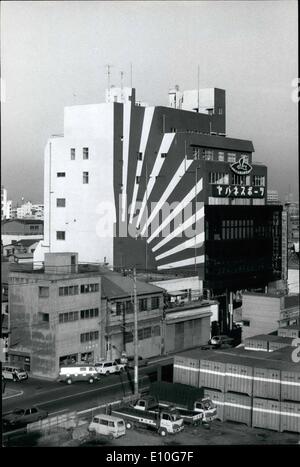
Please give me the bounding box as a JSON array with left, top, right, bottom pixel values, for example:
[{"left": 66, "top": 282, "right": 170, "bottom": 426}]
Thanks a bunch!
[
  {"left": 1, "top": 218, "right": 43, "bottom": 225},
  {"left": 100, "top": 271, "right": 164, "bottom": 299},
  {"left": 244, "top": 334, "right": 294, "bottom": 344}
]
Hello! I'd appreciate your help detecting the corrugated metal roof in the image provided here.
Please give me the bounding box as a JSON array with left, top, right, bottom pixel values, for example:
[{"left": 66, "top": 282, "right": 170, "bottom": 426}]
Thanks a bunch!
[
  {"left": 244, "top": 334, "right": 293, "bottom": 344},
  {"left": 174, "top": 346, "right": 300, "bottom": 372}
]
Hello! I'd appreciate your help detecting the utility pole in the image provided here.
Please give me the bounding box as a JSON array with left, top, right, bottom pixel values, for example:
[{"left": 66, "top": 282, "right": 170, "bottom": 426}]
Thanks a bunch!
[{"left": 133, "top": 266, "right": 139, "bottom": 395}]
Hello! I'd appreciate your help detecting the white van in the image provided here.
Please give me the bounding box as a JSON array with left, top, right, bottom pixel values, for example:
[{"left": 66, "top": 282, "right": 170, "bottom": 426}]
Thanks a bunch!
[
  {"left": 2, "top": 366, "right": 28, "bottom": 381},
  {"left": 88, "top": 414, "right": 126, "bottom": 438},
  {"left": 57, "top": 365, "right": 100, "bottom": 384}
]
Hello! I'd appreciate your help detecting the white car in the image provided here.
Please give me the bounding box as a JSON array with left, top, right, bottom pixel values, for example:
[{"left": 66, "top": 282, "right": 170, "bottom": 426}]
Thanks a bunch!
[
  {"left": 94, "top": 360, "right": 125, "bottom": 375},
  {"left": 57, "top": 365, "right": 100, "bottom": 384}
]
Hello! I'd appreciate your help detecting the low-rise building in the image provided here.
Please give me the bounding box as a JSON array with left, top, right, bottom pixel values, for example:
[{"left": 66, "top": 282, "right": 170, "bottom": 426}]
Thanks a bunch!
[
  {"left": 101, "top": 270, "right": 165, "bottom": 360},
  {"left": 1, "top": 219, "right": 44, "bottom": 246},
  {"left": 241, "top": 292, "right": 300, "bottom": 339},
  {"left": 8, "top": 253, "right": 103, "bottom": 379}
]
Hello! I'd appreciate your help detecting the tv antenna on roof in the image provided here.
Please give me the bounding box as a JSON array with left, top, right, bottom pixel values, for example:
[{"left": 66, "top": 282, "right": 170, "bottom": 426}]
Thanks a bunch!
[{"left": 105, "top": 64, "right": 113, "bottom": 89}]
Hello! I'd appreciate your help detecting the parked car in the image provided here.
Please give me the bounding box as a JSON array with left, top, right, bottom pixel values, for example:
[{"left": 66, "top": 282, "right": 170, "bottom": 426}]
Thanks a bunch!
[
  {"left": 88, "top": 414, "right": 126, "bottom": 439},
  {"left": 2, "top": 365, "right": 28, "bottom": 381},
  {"left": 126, "top": 356, "right": 148, "bottom": 368},
  {"left": 94, "top": 360, "right": 125, "bottom": 375},
  {"left": 57, "top": 365, "right": 100, "bottom": 384},
  {"left": 2, "top": 406, "right": 48, "bottom": 428},
  {"left": 209, "top": 335, "right": 235, "bottom": 347}
]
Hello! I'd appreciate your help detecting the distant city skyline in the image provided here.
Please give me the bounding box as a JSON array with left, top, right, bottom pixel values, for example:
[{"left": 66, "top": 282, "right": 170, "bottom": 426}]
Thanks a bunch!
[{"left": 1, "top": 1, "right": 298, "bottom": 203}]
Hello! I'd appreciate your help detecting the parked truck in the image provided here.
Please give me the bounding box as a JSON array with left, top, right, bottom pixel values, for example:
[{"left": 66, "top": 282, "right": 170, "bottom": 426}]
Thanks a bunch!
[
  {"left": 111, "top": 405, "right": 184, "bottom": 437},
  {"left": 148, "top": 382, "right": 217, "bottom": 423},
  {"left": 132, "top": 396, "right": 204, "bottom": 425}
]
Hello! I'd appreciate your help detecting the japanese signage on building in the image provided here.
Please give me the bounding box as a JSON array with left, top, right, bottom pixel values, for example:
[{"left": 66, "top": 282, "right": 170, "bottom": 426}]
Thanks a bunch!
[
  {"left": 230, "top": 156, "right": 253, "bottom": 175},
  {"left": 212, "top": 185, "right": 265, "bottom": 198}
]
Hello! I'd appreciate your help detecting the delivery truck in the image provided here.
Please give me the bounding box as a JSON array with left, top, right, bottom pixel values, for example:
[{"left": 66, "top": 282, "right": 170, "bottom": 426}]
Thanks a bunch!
[
  {"left": 132, "top": 396, "right": 204, "bottom": 425},
  {"left": 148, "top": 382, "right": 217, "bottom": 422},
  {"left": 111, "top": 405, "right": 184, "bottom": 437}
]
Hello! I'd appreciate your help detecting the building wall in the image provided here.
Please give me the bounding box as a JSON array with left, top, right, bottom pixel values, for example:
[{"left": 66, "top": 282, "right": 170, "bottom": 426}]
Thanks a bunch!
[
  {"left": 241, "top": 294, "right": 281, "bottom": 339},
  {"left": 164, "top": 315, "right": 211, "bottom": 353},
  {"left": 8, "top": 272, "right": 102, "bottom": 379}
]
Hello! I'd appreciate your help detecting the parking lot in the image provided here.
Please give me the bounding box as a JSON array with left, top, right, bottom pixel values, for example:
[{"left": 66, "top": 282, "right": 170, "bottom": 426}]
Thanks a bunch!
[{"left": 81, "top": 419, "right": 300, "bottom": 446}]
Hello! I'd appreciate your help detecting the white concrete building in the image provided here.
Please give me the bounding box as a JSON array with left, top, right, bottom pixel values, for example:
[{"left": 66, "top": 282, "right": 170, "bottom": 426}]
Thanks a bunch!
[
  {"left": 267, "top": 189, "right": 280, "bottom": 205},
  {"left": 1, "top": 187, "right": 12, "bottom": 220}
]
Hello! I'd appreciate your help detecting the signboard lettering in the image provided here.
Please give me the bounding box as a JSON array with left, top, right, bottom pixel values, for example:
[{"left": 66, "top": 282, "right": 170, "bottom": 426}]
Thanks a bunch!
[{"left": 212, "top": 185, "right": 265, "bottom": 198}]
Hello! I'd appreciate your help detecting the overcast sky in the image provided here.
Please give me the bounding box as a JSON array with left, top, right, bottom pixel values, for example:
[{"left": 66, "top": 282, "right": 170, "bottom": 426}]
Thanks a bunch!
[{"left": 1, "top": 0, "right": 298, "bottom": 204}]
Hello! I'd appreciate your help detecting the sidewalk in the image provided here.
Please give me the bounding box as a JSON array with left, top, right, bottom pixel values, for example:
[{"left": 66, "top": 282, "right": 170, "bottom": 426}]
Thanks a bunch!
[{"left": 2, "top": 387, "right": 23, "bottom": 400}]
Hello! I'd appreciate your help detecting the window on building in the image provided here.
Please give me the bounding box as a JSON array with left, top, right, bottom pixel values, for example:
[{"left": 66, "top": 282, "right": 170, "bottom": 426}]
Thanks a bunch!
[
  {"left": 161, "top": 153, "right": 167, "bottom": 158},
  {"left": 232, "top": 174, "right": 250, "bottom": 185},
  {"left": 56, "top": 198, "right": 66, "bottom": 207},
  {"left": 83, "top": 172, "right": 89, "bottom": 184},
  {"left": 59, "top": 311, "right": 79, "bottom": 323},
  {"left": 80, "top": 308, "right": 99, "bottom": 319},
  {"left": 153, "top": 325, "right": 161, "bottom": 336},
  {"left": 253, "top": 175, "right": 265, "bottom": 187},
  {"left": 136, "top": 176, "right": 140, "bottom": 184},
  {"left": 137, "top": 152, "right": 143, "bottom": 161},
  {"left": 192, "top": 147, "right": 201, "bottom": 160},
  {"left": 80, "top": 331, "right": 99, "bottom": 343},
  {"left": 151, "top": 296, "right": 160, "bottom": 309},
  {"left": 242, "top": 320, "right": 250, "bottom": 327},
  {"left": 139, "top": 298, "right": 148, "bottom": 312},
  {"left": 70, "top": 148, "right": 75, "bottom": 160},
  {"left": 59, "top": 285, "right": 79, "bottom": 296},
  {"left": 218, "top": 108, "right": 223, "bottom": 115},
  {"left": 218, "top": 152, "right": 225, "bottom": 161},
  {"left": 116, "top": 302, "right": 123, "bottom": 316},
  {"left": 56, "top": 231, "right": 65, "bottom": 240},
  {"left": 170, "top": 127, "right": 177, "bottom": 133},
  {"left": 209, "top": 172, "right": 229, "bottom": 184},
  {"left": 227, "top": 153, "right": 236, "bottom": 163},
  {"left": 57, "top": 172, "right": 66, "bottom": 177},
  {"left": 39, "top": 287, "right": 49, "bottom": 298},
  {"left": 80, "top": 283, "right": 99, "bottom": 294},
  {"left": 203, "top": 149, "right": 214, "bottom": 160},
  {"left": 38, "top": 312, "right": 49, "bottom": 322},
  {"left": 125, "top": 332, "right": 133, "bottom": 343},
  {"left": 143, "top": 327, "right": 151, "bottom": 339},
  {"left": 83, "top": 148, "right": 89, "bottom": 160}
]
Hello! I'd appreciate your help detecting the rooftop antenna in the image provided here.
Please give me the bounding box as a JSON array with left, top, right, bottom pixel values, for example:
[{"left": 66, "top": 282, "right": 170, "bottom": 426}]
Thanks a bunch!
[
  {"left": 106, "top": 64, "right": 113, "bottom": 90},
  {"left": 197, "top": 64, "right": 200, "bottom": 113}
]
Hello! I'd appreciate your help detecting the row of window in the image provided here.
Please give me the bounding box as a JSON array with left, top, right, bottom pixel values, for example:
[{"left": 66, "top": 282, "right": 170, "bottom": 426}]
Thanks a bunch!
[
  {"left": 70, "top": 147, "right": 89, "bottom": 160},
  {"left": 57, "top": 172, "right": 89, "bottom": 184},
  {"left": 193, "top": 149, "right": 250, "bottom": 163},
  {"left": 59, "top": 308, "right": 99, "bottom": 323},
  {"left": 124, "top": 325, "right": 161, "bottom": 343},
  {"left": 209, "top": 172, "right": 265, "bottom": 187},
  {"left": 39, "top": 284, "right": 99, "bottom": 298},
  {"left": 80, "top": 331, "right": 99, "bottom": 343},
  {"left": 115, "top": 296, "right": 160, "bottom": 315}
]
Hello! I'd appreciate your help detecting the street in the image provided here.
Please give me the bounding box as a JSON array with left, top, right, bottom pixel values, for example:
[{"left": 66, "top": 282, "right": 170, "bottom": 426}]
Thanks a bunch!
[{"left": 2, "top": 358, "right": 172, "bottom": 422}]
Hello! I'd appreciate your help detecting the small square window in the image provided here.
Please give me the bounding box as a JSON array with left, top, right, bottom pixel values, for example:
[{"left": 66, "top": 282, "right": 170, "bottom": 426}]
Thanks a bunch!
[
  {"left": 56, "top": 231, "right": 65, "bottom": 240},
  {"left": 83, "top": 172, "right": 89, "bottom": 184},
  {"left": 83, "top": 148, "right": 89, "bottom": 160},
  {"left": 161, "top": 153, "right": 167, "bottom": 158},
  {"left": 56, "top": 198, "right": 66, "bottom": 207},
  {"left": 136, "top": 176, "right": 140, "bottom": 184},
  {"left": 39, "top": 287, "right": 49, "bottom": 298},
  {"left": 57, "top": 172, "right": 66, "bottom": 178},
  {"left": 70, "top": 148, "right": 75, "bottom": 160},
  {"left": 137, "top": 152, "right": 143, "bottom": 161}
]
